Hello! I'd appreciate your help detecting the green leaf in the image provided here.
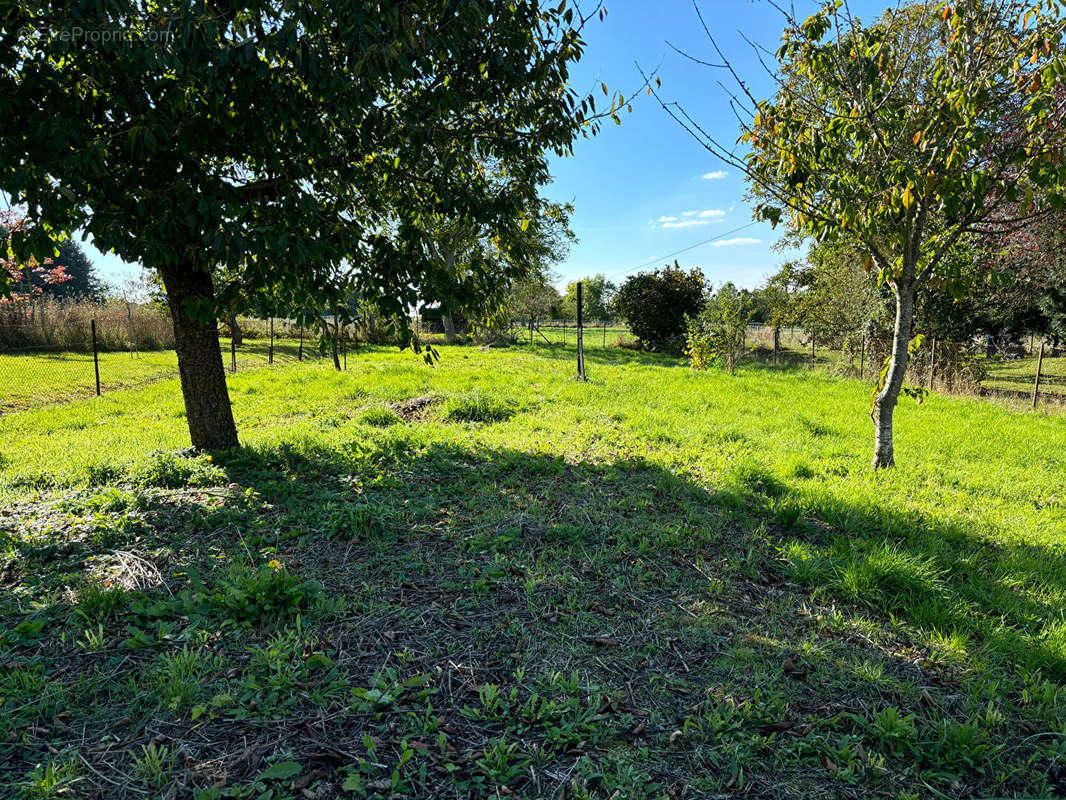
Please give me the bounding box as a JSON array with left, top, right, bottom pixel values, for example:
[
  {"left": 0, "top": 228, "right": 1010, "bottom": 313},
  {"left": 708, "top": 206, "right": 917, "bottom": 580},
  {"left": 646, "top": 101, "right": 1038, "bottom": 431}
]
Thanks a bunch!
[{"left": 258, "top": 761, "right": 302, "bottom": 781}]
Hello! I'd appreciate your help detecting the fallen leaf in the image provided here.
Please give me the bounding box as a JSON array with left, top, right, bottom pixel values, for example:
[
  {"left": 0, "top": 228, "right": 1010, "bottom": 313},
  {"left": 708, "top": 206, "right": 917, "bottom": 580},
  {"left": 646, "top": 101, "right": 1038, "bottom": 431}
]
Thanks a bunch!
[
  {"left": 757, "top": 720, "right": 793, "bottom": 733},
  {"left": 591, "top": 636, "right": 620, "bottom": 647}
]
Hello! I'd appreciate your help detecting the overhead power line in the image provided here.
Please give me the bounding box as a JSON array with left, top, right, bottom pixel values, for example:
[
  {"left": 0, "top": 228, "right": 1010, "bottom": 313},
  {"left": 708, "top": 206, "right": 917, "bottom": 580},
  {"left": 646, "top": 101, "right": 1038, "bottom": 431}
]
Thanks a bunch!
[{"left": 601, "top": 220, "right": 761, "bottom": 281}]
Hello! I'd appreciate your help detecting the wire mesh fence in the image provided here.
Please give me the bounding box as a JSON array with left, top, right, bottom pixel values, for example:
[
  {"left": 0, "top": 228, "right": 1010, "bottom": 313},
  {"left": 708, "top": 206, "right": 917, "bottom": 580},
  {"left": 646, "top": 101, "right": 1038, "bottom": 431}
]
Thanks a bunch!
[
  {"left": 2, "top": 312, "right": 1063, "bottom": 415},
  {"left": 507, "top": 319, "right": 636, "bottom": 349},
  {"left": 0, "top": 316, "right": 344, "bottom": 415}
]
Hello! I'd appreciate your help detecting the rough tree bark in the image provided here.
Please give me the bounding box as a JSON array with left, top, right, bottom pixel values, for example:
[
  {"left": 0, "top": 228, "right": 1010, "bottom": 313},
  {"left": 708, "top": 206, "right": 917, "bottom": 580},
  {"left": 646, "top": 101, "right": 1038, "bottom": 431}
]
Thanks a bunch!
[
  {"left": 158, "top": 262, "right": 239, "bottom": 451},
  {"left": 331, "top": 306, "right": 341, "bottom": 371},
  {"left": 442, "top": 313, "right": 457, "bottom": 344},
  {"left": 441, "top": 251, "right": 458, "bottom": 345},
  {"left": 871, "top": 268, "right": 916, "bottom": 470}
]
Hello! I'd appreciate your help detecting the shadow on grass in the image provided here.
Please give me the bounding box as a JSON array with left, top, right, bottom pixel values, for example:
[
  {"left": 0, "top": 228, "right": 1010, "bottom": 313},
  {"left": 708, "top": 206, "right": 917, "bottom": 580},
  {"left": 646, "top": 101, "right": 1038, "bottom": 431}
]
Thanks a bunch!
[{"left": 3, "top": 436, "right": 1066, "bottom": 796}]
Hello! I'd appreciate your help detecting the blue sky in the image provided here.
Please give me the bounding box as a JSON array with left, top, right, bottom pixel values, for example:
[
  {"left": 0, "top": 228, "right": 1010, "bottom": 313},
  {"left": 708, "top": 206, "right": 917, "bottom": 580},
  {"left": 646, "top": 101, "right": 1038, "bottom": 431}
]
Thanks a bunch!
[
  {"left": 544, "top": 0, "right": 888, "bottom": 290},
  {"left": 82, "top": 0, "right": 891, "bottom": 291}
]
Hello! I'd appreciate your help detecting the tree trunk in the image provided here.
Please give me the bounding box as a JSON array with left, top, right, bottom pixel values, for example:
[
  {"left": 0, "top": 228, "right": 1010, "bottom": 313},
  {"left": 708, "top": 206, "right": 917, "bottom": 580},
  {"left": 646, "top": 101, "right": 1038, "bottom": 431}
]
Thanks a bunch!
[
  {"left": 228, "top": 313, "right": 243, "bottom": 347},
  {"left": 331, "top": 310, "right": 341, "bottom": 371},
  {"left": 773, "top": 326, "right": 780, "bottom": 365},
  {"left": 871, "top": 276, "right": 916, "bottom": 470},
  {"left": 158, "top": 262, "right": 239, "bottom": 451},
  {"left": 442, "top": 313, "right": 457, "bottom": 344}
]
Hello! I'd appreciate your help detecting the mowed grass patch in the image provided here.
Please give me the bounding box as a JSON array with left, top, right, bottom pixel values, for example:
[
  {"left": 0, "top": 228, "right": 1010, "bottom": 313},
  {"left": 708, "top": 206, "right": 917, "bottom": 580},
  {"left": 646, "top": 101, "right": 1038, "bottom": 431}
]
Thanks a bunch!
[
  {"left": 1, "top": 344, "right": 1066, "bottom": 798},
  {"left": 0, "top": 337, "right": 329, "bottom": 413}
]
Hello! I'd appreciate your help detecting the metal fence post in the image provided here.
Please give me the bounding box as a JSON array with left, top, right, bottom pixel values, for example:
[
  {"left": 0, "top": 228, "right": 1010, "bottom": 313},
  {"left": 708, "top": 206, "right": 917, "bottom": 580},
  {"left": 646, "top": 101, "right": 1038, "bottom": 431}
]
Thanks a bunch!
[
  {"left": 928, "top": 337, "right": 936, "bottom": 391},
  {"left": 576, "top": 282, "right": 587, "bottom": 381},
  {"left": 1033, "top": 339, "right": 1045, "bottom": 408},
  {"left": 91, "top": 319, "right": 101, "bottom": 396},
  {"left": 127, "top": 301, "right": 134, "bottom": 358}
]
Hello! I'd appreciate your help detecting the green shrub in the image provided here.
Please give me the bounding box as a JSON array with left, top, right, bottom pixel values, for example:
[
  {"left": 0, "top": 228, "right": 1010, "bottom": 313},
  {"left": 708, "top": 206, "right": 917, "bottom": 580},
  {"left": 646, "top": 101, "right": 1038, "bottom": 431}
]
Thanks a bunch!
[
  {"left": 684, "top": 283, "right": 750, "bottom": 373},
  {"left": 614, "top": 262, "right": 706, "bottom": 352}
]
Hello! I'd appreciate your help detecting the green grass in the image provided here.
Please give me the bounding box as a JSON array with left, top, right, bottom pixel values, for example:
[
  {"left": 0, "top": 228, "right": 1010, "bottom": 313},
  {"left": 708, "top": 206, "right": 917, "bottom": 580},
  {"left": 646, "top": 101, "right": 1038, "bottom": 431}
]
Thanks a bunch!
[
  {"left": 2, "top": 343, "right": 1066, "bottom": 798},
  {"left": 517, "top": 323, "right": 636, "bottom": 348},
  {"left": 0, "top": 336, "right": 331, "bottom": 412},
  {"left": 983, "top": 352, "right": 1066, "bottom": 403}
]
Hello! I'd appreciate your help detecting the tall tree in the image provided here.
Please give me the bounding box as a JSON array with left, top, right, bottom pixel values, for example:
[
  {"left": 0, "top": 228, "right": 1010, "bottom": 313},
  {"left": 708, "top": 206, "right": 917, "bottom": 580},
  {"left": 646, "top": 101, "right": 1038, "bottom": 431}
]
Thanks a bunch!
[
  {"left": 655, "top": 0, "right": 1066, "bottom": 467},
  {"left": 562, "top": 274, "right": 617, "bottom": 321},
  {"left": 1, "top": 211, "right": 71, "bottom": 301},
  {"left": 796, "top": 238, "right": 886, "bottom": 354},
  {"left": 506, "top": 270, "right": 563, "bottom": 338},
  {"left": 760, "top": 261, "right": 804, "bottom": 364},
  {"left": 42, "top": 240, "right": 101, "bottom": 299},
  {"left": 422, "top": 195, "right": 575, "bottom": 340},
  {"left": 987, "top": 208, "right": 1066, "bottom": 345},
  {"left": 2, "top": 2, "right": 627, "bottom": 449}
]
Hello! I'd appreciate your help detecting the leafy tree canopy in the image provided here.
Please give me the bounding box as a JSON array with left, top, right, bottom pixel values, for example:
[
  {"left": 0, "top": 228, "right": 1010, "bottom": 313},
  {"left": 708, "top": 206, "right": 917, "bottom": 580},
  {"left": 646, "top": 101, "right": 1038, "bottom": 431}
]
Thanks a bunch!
[
  {"left": 614, "top": 262, "right": 706, "bottom": 351},
  {"left": 562, "top": 274, "right": 617, "bottom": 321},
  {"left": 1, "top": 1, "right": 627, "bottom": 448},
  {"left": 656, "top": 0, "right": 1066, "bottom": 467}
]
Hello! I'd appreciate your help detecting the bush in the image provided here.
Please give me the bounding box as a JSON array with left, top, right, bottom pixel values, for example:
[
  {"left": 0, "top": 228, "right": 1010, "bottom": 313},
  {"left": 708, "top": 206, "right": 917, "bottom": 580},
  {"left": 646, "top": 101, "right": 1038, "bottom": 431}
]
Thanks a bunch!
[
  {"left": 613, "top": 262, "right": 705, "bottom": 352},
  {"left": 685, "top": 283, "right": 750, "bottom": 373}
]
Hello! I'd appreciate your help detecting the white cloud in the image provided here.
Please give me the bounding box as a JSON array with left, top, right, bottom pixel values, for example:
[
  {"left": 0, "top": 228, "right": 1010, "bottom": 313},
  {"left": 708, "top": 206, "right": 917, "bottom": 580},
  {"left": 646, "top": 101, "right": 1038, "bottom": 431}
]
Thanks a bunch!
[
  {"left": 657, "top": 209, "right": 725, "bottom": 229},
  {"left": 712, "top": 237, "right": 762, "bottom": 247},
  {"left": 701, "top": 170, "right": 728, "bottom": 181},
  {"left": 662, "top": 219, "right": 712, "bottom": 229}
]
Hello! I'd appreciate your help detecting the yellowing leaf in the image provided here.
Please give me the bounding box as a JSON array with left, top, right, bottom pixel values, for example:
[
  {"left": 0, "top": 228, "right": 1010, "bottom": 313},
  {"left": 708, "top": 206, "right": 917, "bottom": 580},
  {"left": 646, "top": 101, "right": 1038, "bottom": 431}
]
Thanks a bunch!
[
  {"left": 913, "top": 130, "right": 922, "bottom": 146},
  {"left": 901, "top": 185, "right": 916, "bottom": 210}
]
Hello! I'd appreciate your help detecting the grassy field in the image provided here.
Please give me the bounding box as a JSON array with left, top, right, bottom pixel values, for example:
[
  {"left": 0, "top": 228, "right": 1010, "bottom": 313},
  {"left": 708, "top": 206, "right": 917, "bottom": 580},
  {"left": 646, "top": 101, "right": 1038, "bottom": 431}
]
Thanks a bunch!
[
  {"left": 516, "top": 323, "right": 637, "bottom": 349},
  {"left": 983, "top": 351, "right": 1066, "bottom": 403},
  {"left": 0, "top": 337, "right": 331, "bottom": 413},
  {"left": 2, "top": 344, "right": 1066, "bottom": 798}
]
